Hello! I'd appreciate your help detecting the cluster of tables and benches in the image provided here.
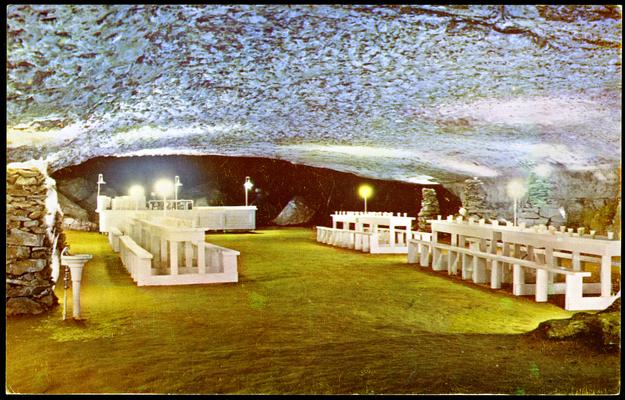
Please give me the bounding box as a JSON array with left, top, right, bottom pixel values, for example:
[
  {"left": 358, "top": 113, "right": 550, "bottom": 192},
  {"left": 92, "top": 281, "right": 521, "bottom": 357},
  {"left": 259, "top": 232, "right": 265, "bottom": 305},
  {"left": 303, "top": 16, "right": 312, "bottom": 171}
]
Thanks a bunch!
[
  {"left": 410, "top": 217, "right": 621, "bottom": 311},
  {"left": 108, "top": 216, "right": 240, "bottom": 286},
  {"left": 316, "top": 211, "right": 425, "bottom": 254},
  {"left": 316, "top": 211, "right": 621, "bottom": 311}
]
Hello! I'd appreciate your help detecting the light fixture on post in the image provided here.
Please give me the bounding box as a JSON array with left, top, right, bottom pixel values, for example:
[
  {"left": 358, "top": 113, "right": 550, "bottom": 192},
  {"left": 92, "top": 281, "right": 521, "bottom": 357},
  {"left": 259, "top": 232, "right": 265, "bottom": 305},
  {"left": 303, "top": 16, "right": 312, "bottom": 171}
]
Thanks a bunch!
[
  {"left": 97, "top": 174, "right": 106, "bottom": 197},
  {"left": 243, "top": 176, "right": 254, "bottom": 206},
  {"left": 154, "top": 179, "right": 174, "bottom": 215},
  {"left": 128, "top": 185, "right": 145, "bottom": 210},
  {"left": 506, "top": 179, "right": 528, "bottom": 226},
  {"left": 358, "top": 184, "right": 373, "bottom": 213},
  {"left": 174, "top": 176, "right": 183, "bottom": 210}
]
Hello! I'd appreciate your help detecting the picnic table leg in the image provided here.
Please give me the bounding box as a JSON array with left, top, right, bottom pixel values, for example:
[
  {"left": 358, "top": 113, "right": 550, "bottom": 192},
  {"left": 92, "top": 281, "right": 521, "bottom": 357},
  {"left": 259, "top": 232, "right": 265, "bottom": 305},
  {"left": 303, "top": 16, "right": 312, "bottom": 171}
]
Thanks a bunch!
[
  {"left": 490, "top": 259, "right": 502, "bottom": 289},
  {"left": 572, "top": 252, "right": 581, "bottom": 272},
  {"left": 601, "top": 255, "right": 612, "bottom": 297},
  {"left": 535, "top": 269, "right": 549, "bottom": 302},
  {"left": 170, "top": 240, "right": 179, "bottom": 275},
  {"left": 565, "top": 274, "right": 584, "bottom": 311},
  {"left": 160, "top": 238, "right": 168, "bottom": 270},
  {"left": 407, "top": 241, "right": 418, "bottom": 264},
  {"left": 544, "top": 247, "right": 555, "bottom": 295},
  {"left": 501, "top": 242, "right": 511, "bottom": 283},
  {"left": 431, "top": 231, "right": 444, "bottom": 270},
  {"left": 185, "top": 242, "right": 193, "bottom": 269},
  {"left": 448, "top": 234, "right": 458, "bottom": 275},
  {"left": 419, "top": 242, "right": 430, "bottom": 267},
  {"left": 472, "top": 239, "right": 487, "bottom": 283},
  {"left": 197, "top": 241, "right": 206, "bottom": 274},
  {"left": 512, "top": 264, "right": 525, "bottom": 296}
]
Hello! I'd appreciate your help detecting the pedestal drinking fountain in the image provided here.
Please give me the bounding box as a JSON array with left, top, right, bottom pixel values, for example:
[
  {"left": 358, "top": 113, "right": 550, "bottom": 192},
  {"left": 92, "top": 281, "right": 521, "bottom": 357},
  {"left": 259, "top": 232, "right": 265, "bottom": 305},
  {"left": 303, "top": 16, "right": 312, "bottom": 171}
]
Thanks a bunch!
[{"left": 60, "top": 247, "right": 93, "bottom": 320}]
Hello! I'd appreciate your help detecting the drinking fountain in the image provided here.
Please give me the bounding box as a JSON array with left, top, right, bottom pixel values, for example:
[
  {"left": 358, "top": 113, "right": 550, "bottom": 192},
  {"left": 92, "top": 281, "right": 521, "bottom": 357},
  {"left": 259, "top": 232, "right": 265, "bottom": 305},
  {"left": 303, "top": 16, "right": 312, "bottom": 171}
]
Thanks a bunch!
[{"left": 60, "top": 247, "right": 93, "bottom": 320}]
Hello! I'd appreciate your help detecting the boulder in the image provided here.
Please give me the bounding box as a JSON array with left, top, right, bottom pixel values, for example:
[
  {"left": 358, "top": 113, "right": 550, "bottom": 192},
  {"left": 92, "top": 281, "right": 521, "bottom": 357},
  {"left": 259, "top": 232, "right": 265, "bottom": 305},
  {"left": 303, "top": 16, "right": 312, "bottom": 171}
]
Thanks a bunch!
[
  {"left": 62, "top": 217, "right": 98, "bottom": 232},
  {"left": 57, "top": 192, "right": 89, "bottom": 221},
  {"left": 531, "top": 299, "right": 620, "bottom": 352},
  {"left": 272, "top": 196, "right": 316, "bottom": 226},
  {"left": 57, "top": 177, "right": 94, "bottom": 202}
]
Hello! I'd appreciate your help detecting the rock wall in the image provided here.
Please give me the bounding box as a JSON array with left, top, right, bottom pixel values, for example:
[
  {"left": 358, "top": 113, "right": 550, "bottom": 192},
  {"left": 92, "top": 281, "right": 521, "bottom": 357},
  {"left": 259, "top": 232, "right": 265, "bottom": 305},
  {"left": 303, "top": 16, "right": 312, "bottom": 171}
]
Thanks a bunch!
[
  {"left": 417, "top": 188, "right": 440, "bottom": 231},
  {"left": 6, "top": 162, "right": 64, "bottom": 316},
  {"left": 461, "top": 177, "right": 494, "bottom": 219}
]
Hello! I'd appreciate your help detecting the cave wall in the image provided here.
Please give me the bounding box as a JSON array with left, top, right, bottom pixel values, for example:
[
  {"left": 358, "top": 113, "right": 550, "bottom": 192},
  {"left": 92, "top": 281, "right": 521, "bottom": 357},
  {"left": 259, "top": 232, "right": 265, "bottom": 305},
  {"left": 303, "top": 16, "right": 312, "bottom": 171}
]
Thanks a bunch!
[
  {"left": 445, "top": 165, "right": 622, "bottom": 236},
  {"left": 6, "top": 163, "right": 64, "bottom": 316}
]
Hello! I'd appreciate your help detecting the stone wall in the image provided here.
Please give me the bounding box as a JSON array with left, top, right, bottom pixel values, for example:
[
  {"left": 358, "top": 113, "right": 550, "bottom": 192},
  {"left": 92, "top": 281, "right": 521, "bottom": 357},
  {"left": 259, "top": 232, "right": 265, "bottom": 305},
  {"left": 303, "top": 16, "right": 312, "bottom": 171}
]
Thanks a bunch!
[
  {"left": 7, "top": 162, "right": 64, "bottom": 316},
  {"left": 417, "top": 188, "right": 440, "bottom": 231}
]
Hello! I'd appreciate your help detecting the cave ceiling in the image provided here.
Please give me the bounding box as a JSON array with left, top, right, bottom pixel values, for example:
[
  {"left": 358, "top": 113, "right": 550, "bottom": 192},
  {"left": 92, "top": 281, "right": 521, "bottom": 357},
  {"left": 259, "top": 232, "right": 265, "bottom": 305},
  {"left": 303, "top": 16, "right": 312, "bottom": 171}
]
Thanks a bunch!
[{"left": 6, "top": 5, "right": 623, "bottom": 184}]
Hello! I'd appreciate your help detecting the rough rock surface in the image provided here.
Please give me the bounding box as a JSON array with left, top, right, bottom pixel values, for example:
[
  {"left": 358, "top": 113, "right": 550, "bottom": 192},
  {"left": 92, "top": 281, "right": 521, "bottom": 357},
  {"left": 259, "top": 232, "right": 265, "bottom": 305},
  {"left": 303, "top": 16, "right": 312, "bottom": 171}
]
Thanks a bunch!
[
  {"left": 58, "top": 192, "right": 89, "bottom": 221},
  {"left": 461, "top": 177, "right": 493, "bottom": 219},
  {"left": 417, "top": 188, "right": 440, "bottom": 231},
  {"left": 5, "top": 5, "right": 621, "bottom": 207},
  {"left": 57, "top": 177, "right": 93, "bottom": 202},
  {"left": 6, "top": 164, "right": 62, "bottom": 316},
  {"left": 272, "top": 196, "right": 317, "bottom": 226},
  {"left": 531, "top": 299, "right": 621, "bottom": 352}
]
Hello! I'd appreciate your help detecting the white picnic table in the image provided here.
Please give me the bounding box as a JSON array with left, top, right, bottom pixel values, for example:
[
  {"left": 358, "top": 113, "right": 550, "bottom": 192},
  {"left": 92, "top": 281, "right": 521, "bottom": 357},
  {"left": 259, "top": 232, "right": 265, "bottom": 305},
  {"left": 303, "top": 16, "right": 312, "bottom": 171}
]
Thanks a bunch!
[
  {"left": 129, "top": 217, "right": 207, "bottom": 275},
  {"left": 421, "top": 218, "right": 621, "bottom": 310},
  {"left": 331, "top": 211, "right": 415, "bottom": 248}
]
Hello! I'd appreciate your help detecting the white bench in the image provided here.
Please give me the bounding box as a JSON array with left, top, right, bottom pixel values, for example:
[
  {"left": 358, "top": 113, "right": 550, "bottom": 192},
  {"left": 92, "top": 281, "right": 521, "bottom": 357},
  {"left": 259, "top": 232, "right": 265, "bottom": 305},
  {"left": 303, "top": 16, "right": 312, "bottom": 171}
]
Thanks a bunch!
[
  {"left": 316, "top": 226, "right": 378, "bottom": 253},
  {"left": 119, "top": 235, "right": 154, "bottom": 284},
  {"left": 408, "top": 238, "right": 613, "bottom": 311},
  {"left": 108, "top": 227, "right": 123, "bottom": 253}
]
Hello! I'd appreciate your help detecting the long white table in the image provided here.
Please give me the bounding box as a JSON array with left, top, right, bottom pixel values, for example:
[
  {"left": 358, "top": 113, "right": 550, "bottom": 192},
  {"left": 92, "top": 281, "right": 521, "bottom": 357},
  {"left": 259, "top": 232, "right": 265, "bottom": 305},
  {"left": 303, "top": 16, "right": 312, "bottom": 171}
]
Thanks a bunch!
[
  {"left": 417, "top": 218, "right": 621, "bottom": 310},
  {"left": 98, "top": 206, "right": 257, "bottom": 233}
]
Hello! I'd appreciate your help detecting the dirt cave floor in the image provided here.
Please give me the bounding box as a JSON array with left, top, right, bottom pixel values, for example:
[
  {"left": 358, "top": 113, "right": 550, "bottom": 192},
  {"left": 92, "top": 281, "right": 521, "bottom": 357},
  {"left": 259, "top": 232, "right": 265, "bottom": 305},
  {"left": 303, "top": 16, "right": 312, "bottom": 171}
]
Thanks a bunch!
[{"left": 6, "top": 228, "right": 620, "bottom": 394}]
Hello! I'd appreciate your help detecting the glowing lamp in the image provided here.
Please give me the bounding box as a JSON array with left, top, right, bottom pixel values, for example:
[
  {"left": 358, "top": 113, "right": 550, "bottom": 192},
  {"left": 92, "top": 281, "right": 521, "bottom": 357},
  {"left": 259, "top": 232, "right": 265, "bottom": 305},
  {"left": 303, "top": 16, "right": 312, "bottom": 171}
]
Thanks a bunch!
[
  {"left": 128, "top": 185, "right": 145, "bottom": 210},
  {"left": 128, "top": 185, "right": 145, "bottom": 197},
  {"left": 358, "top": 184, "right": 373, "bottom": 213},
  {"left": 244, "top": 176, "right": 254, "bottom": 206},
  {"left": 154, "top": 179, "right": 174, "bottom": 214},
  {"left": 174, "top": 176, "right": 183, "bottom": 209},
  {"left": 506, "top": 179, "right": 527, "bottom": 226}
]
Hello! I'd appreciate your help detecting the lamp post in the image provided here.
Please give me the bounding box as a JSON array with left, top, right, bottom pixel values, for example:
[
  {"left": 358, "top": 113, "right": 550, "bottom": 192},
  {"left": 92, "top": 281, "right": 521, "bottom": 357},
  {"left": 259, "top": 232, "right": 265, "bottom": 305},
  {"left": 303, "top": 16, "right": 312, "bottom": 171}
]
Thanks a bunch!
[
  {"left": 506, "top": 179, "right": 527, "bottom": 226},
  {"left": 244, "top": 176, "right": 254, "bottom": 206},
  {"left": 97, "top": 174, "right": 106, "bottom": 197},
  {"left": 154, "top": 179, "right": 174, "bottom": 215},
  {"left": 358, "top": 184, "right": 373, "bottom": 213},
  {"left": 128, "top": 185, "right": 145, "bottom": 211},
  {"left": 174, "top": 176, "right": 183, "bottom": 210}
]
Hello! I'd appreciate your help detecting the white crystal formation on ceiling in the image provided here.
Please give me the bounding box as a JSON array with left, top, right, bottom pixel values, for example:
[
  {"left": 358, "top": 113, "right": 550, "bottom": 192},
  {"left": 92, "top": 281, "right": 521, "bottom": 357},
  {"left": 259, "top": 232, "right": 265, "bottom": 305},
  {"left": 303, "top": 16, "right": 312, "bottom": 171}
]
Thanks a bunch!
[{"left": 6, "top": 5, "right": 622, "bottom": 183}]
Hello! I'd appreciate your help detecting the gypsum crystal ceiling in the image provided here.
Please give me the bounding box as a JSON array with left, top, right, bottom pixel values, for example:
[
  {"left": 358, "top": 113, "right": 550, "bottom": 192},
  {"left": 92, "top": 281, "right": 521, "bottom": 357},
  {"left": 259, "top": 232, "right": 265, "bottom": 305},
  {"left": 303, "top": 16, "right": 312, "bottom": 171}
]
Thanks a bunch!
[{"left": 6, "top": 4, "right": 623, "bottom": 183}]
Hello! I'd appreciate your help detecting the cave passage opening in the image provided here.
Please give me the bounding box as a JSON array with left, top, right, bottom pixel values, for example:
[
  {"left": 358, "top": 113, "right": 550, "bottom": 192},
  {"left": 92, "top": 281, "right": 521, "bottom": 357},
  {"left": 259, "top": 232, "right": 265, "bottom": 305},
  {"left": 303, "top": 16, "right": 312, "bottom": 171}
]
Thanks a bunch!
[{"left": 50, "top": 154, "right": 462, "bottom": 227}]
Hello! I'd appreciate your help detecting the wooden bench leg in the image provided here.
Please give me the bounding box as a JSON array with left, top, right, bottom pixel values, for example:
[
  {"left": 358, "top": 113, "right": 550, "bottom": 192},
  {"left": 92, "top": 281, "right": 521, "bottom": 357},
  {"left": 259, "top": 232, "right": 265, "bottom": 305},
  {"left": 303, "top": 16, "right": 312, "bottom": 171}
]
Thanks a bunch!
[
  {"left": 490, "top": 260, "right": 502, "bottom": 289},
  {"left": 461, "top": 253, "right": 472, "bottom": 280},
  {"left": 185, "top": 242, "right": 193, "bottom": 269},
  {"left": 512, "top": 264, "right": 525, "bottom": 296},
  {"left": 433, "top": 247, "right": 446, "bottom": 271},
  {"left": 407, "top": 242, "right": 418, "bottom": 264},
  {"left": 565, "top": 274, "right": 584, "bottom": 311},
  {"left": 419, "top": 244, "right": 430, "bottom": 267},
  {"left": 535, "top": 269, "right": 549, "bottom": 302}
]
